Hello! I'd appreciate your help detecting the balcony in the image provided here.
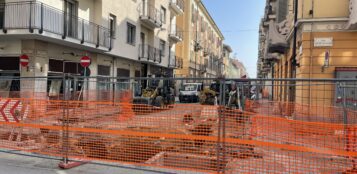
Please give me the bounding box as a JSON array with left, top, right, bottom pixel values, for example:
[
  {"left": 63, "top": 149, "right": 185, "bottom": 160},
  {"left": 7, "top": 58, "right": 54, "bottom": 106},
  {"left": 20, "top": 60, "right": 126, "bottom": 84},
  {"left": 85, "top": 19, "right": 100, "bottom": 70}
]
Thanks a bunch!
[
  {"left": 199, "top": 64, "right": 207, "bottom": 73},
  {"left": 169, "top": 0, "right": 184, "bottom": 15},
  {"left": 139, "top": 44, "right": 162, "bottom": 63},
  {"left": 169, "top": 52, "right": 183, "bottom": 69},
  {"left": 0, "top": 2, "right": 112, "bottom": 50},
  {"left": 203, "top": 47, "right": 211, "bottom": 57},
  {"left": 139, "top": 3, "right": 162, "bottom": 29},
  {"left": 265, "top": 53, "right": 281, "bottom": 62},
  {"left": 267, "top": 20, "right": 288, "bottom": 54},
  {"left": 169, "top": 24, "right": 183, "bottom": 43}
]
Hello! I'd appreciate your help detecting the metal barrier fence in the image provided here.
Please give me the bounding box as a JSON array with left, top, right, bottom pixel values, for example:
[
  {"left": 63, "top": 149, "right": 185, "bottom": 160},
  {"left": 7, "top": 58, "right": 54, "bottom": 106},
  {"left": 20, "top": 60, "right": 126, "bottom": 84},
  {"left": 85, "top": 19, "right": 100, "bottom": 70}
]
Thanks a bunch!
[{"left": 0, "top": 76, "right": 356, "bottom": 173}]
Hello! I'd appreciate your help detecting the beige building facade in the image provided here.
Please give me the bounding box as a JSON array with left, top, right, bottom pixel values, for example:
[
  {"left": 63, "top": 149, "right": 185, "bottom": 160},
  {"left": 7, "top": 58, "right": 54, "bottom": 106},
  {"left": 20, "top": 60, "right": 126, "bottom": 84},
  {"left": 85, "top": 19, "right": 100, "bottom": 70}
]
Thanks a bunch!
[{"left": 222, "top": 44, "right": 232, "bottom": 77}]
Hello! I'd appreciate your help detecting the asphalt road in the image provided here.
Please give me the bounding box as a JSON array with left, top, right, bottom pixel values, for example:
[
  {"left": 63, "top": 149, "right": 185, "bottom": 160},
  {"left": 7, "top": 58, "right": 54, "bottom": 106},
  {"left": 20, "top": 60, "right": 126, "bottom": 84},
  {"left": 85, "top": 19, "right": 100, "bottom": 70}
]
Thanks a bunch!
[{"left": 0, "top": 149, "right": 202, "bottom": 174}]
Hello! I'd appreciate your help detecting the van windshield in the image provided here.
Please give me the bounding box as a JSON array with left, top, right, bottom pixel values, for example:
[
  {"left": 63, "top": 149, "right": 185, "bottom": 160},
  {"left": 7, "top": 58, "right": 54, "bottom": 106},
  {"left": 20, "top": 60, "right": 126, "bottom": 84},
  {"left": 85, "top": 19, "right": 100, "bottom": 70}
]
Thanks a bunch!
[{"left": 183, "top": 84, "right": 198, "bottom": 91}]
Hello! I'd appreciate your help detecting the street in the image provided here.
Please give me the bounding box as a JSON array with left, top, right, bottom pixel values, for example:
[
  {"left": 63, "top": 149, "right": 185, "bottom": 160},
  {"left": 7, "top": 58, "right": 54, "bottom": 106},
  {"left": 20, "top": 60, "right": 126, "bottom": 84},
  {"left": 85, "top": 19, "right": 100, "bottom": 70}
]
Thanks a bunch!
[{"left": 0, "top": 149, "right": 200, "bottom": 174}]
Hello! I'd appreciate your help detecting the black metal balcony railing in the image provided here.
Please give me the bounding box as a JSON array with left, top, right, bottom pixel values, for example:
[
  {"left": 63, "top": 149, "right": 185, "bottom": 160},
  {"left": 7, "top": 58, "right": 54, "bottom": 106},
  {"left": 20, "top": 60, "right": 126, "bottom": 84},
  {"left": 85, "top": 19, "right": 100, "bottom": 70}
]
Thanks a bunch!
[
  {"left": 169, "top": 24, "right": 183, "bottom": 41},
  {"left": 203, "top": 48, "right": 211, "bottom": 57},
  {"left": 169, "top": 52, "right": 183, "bottom": 69},
  {"left": 0, "top": 2, "right": 112, "bottom": 49},
  {"left": 198, "top": 63, "right": 207, "bottom": 72},
  {"left": 170, "top": 0, "right": 184, "bottom": 12},
  {"left": 139, "top": 3, "right": 162, "bottom": 27},
  {"left": 139, "top": 44, "right": 162, "bottom": 63}
]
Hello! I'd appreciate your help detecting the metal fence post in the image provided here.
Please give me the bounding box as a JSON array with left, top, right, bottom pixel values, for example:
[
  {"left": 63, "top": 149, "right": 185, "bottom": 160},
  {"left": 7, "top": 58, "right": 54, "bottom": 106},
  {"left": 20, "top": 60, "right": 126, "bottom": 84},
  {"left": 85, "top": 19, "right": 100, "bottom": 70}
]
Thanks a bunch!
[
  {"left": 61, "top": 73, "right": 69, "bottom": 164},
  {"left": 216, "top": 78, "right": 226, "bottom": 173},
  {"left": 221, "top": 78, "right": 226, "bottom": 173},
  {"left": 342, "top": 82, "right": 348, "bottom": 125},
  {"left": 216, "top": 79, "right": 221, "bottom": 173}
]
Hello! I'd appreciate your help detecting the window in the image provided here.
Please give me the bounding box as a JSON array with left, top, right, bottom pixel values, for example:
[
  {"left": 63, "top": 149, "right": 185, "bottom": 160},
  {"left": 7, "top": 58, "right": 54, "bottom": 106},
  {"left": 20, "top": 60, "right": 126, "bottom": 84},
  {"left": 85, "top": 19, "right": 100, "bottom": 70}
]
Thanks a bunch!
[
  {"left": 160, "top": 40, "right": 166, "bottom": 56},
  {"left": 109, "top": 14, "right": 116, "bottom": 39},
  {"left": 0, "top": 0, "right": 4, "bottom": 29},
  {"left": 117, "top": 68, "right": 130, "bottom": 90},
  {"left": 98, "top": 65, "right": 111, "bottom": 76},
  {"left": 0, "top": 57, "right": 19, "bottom": 71},
  {"left": 64, "top": 62, "right": 78, "bottom": 74},
  {"left": 191, "top": 5, "right": 195, "bottom": 23},
  {"left": 97, "top": 65, "right": 111, "bottom": 92},
  {"left": 161, "top": 6, "right": 166, "bottom": 24},
  {"left": 127, "top": 22, "right": 136, "bottom": 45}
]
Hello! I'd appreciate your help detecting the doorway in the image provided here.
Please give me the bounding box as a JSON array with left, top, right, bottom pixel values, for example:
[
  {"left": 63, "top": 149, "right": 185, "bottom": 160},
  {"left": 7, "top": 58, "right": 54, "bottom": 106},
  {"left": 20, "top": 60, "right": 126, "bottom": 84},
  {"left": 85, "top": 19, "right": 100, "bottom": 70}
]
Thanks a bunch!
[
  {"left": 335, "top": 68, "right": 357, "bottom": 109},
  {"left": 47, "top": 59, "right": 84, "bottom": 100},
  {"left": 141, "top": 64, "right": 148, "bottom": 89},
  {"left": 140, "top": 32, "right": 145, "bottom": 58}
]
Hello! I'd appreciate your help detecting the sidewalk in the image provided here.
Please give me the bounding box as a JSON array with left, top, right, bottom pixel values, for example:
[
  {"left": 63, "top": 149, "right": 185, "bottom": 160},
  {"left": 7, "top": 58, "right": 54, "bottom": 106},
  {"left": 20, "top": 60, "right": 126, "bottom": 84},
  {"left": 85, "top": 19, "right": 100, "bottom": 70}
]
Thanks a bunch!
[{"left": 0, "top": 149, "right": 201, "bottom": 174}]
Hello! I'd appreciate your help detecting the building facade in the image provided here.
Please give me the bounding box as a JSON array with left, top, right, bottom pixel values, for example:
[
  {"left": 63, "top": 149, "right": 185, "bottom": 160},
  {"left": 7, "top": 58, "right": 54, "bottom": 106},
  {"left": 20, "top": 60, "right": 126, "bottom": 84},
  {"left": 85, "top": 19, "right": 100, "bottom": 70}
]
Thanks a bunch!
[
  {"left": 174, "top": 0, "right": 224, "bottom": 79},
  {"left": 0, "top": 0, "right": 184, "bottom": 99},
  {"left": 226, "top": 58, "right": 248, "bottom": 79},
  {"left": 257, "top": 0, "right": 357, "bottom": 108},
  {"left": 222, "top": 44, "right": 232, "bottom": 77}
]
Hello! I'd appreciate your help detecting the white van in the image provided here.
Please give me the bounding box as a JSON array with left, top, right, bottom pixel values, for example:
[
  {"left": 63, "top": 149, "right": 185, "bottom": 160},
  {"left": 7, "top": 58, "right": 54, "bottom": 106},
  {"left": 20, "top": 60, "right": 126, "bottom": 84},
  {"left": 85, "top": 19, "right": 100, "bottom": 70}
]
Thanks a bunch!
[{"left": 179, "top": 83, "right": 203, "bottom": 103}]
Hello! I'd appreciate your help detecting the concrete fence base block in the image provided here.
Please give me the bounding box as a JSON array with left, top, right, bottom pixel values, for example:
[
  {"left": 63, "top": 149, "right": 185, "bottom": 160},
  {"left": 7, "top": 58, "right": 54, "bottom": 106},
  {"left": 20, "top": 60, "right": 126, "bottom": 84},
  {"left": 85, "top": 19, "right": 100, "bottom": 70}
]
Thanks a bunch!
[{"left": 58, "top": 160, "right": 90, "bottom": 169}]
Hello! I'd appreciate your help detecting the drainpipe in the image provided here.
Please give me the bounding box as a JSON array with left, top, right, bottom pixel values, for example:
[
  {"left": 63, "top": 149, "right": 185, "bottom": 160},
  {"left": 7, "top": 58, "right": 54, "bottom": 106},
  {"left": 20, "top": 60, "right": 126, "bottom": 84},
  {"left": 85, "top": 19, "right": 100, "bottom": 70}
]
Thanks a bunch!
[
  {"left": 288, "top": 0, "right": 299, "bottom": 104},
  {"left": 271, "top": 62, "right": 275, "bottom": 101},
  {"left": 112, "top": 57, "right": 115, "bottom": 103},
  {"left": 292, "top": 0, "right": 299, "bottom": 69},
  {"left": 308, "top": 0, "right": 314, "bottom": 117},
  {"left": 194, "top": 8, "right": 199, "bottom": 80}
]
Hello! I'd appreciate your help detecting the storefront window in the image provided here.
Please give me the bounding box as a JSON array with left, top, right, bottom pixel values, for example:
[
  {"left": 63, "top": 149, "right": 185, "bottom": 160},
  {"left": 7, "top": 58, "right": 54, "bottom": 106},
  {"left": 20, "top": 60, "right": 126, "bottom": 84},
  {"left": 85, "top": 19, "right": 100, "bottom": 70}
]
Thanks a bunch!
[{"left": 0, "top": 57, "right": 20, "bottom": 98}]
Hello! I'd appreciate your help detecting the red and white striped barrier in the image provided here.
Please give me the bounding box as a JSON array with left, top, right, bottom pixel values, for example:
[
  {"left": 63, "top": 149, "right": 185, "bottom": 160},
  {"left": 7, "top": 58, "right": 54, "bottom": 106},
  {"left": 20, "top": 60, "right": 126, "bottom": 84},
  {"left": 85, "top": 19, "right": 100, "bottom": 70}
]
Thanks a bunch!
[{"left": 0, "top": 99, "right": 29, "bottom": 123}]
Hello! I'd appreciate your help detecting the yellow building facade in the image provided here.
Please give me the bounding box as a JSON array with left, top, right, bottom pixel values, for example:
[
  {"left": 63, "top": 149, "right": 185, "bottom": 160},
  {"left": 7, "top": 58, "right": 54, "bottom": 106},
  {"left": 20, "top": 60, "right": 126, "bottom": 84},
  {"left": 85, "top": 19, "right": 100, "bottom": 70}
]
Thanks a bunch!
[
  {"left": 175, "top": 0, "right": 224, "bottom": 78},
  {"left": 258, "top": 0, "right": 357, "bottom": 111}
]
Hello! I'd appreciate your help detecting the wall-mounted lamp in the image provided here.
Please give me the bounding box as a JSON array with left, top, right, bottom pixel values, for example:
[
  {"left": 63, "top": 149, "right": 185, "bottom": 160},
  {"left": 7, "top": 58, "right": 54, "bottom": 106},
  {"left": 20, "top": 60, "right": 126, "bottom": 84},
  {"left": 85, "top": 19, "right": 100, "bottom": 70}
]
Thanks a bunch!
[{"left": 0, "top": 44, "right": 6, "bottom": 51}]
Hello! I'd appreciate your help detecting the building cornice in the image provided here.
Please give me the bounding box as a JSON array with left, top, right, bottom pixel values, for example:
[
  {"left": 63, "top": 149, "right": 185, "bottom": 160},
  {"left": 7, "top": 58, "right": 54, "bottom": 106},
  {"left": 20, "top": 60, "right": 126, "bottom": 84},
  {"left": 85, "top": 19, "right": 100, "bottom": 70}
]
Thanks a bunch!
[{"left": 286, "top": 18, "right": 349, "bottom": 41}]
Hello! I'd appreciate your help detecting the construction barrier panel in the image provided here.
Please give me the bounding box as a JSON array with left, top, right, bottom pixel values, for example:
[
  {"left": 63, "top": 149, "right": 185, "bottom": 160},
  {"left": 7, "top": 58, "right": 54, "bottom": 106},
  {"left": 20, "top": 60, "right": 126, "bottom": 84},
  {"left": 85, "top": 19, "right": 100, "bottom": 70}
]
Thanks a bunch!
[
  {"left": 0, "top": 77, "right": 357, "bottom": 173},
  {"left": 0, "top": 97, "right": 356, "bottom": 173}
]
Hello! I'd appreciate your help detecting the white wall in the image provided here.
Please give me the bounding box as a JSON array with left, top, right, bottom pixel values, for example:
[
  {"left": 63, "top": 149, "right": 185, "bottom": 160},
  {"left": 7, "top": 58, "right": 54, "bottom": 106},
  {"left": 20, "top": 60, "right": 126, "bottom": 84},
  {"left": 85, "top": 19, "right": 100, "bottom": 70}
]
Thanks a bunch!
[
  {"left": 99, "top": 0, "right": 172, "bottom": 68},
  {"left": 0, "top": 40, "right": 22, "bottom": 56}
]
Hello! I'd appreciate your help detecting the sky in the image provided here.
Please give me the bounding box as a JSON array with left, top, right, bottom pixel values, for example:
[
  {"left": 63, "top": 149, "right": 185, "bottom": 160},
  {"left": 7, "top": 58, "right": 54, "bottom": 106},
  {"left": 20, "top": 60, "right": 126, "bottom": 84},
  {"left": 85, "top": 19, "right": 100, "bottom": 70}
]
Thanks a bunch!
[{"left": 202, "top": 0, "right": 265, "bottom": 78}]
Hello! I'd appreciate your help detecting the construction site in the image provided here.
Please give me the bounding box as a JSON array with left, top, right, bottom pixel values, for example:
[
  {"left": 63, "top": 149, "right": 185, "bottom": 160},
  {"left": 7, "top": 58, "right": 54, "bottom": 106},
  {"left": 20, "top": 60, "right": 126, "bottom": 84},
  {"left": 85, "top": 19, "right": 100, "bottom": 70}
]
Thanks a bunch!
[{"left": 0, "top": 76, "right": 356, "bottom": 173}]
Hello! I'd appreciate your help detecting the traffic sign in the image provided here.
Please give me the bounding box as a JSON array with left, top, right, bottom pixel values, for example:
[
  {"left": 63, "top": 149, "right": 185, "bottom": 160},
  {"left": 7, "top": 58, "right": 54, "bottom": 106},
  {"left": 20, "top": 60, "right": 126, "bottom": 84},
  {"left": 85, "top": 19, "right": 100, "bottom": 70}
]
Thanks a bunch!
[
  {"left": 20, "top": 54, "right": 29, "bottom": 67},
  {"left": 80, "top": 56, "right": 91, "bottom": 67},
  {"left": 0, "top": 99, "right": 29, "bottom": 123}
]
